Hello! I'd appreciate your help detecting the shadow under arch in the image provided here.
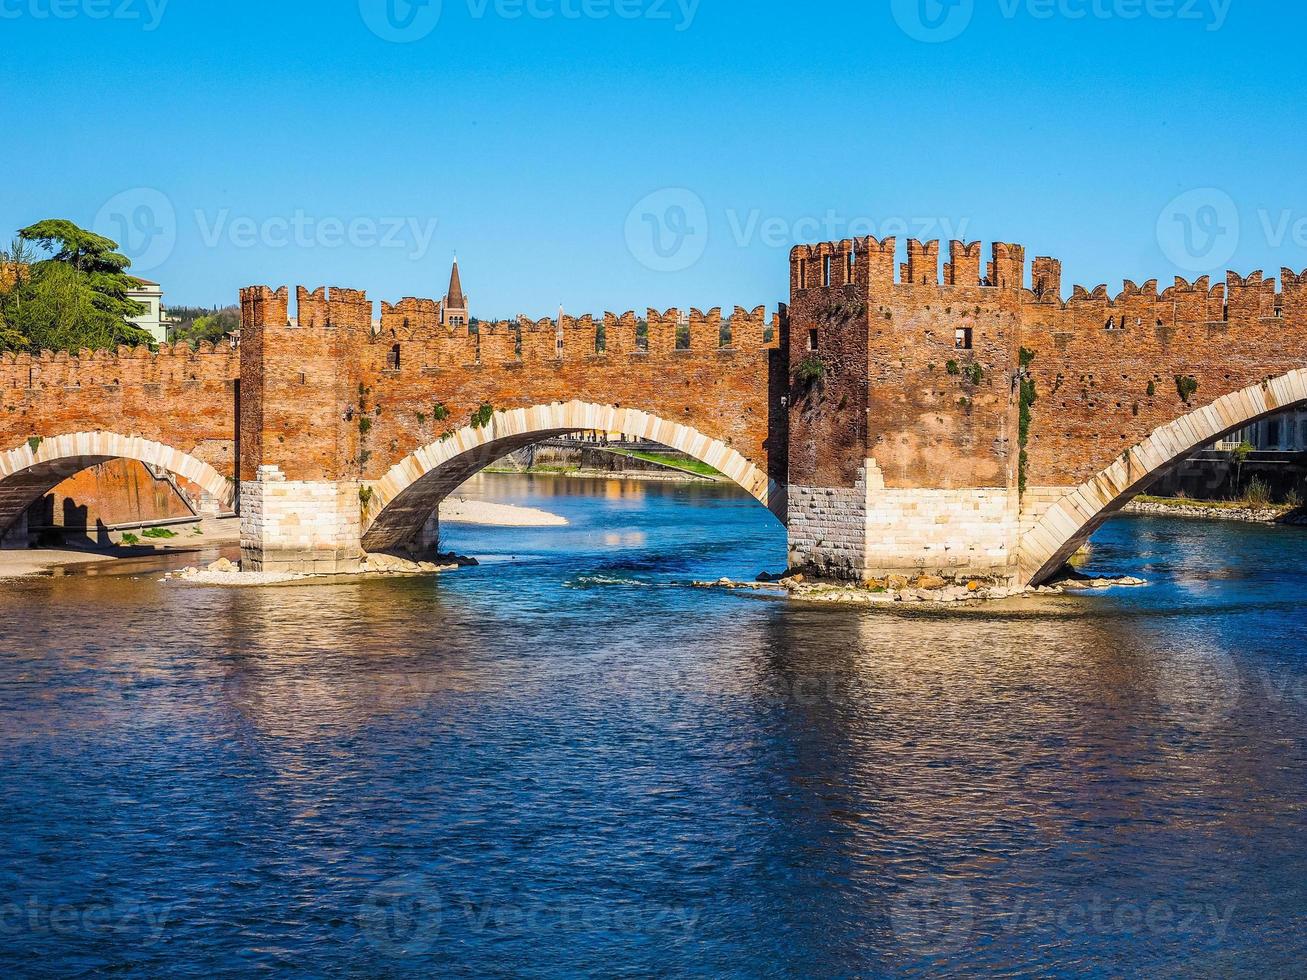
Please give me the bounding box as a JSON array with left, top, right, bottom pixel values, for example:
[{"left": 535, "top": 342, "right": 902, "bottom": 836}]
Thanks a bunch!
[
  {"left": 361, "top": 400, "right": 783, "bottom": 551},
  {"left": 1019, "top": 369, "right": 1307, "bottom": 585},
  {"left": 0, "top": 432, "right": 235, "bottom": 534}
]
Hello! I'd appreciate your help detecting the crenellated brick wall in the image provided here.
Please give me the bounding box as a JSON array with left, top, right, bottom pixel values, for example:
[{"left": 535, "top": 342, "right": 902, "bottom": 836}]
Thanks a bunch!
[{"left": 2, "top": 230, "right": 1305, "bottom": 584}]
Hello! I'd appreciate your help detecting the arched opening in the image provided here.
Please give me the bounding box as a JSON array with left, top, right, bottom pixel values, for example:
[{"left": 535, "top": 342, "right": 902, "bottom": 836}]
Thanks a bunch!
[
  {"left": 361, "top": 401, "right": 782, "bottom": 552},
  {"left": 0, "top": 433, "right": 235, "bottom": 543},
  {"left": 1020, "top": 370, "right": 1307, "bottom": 585}
]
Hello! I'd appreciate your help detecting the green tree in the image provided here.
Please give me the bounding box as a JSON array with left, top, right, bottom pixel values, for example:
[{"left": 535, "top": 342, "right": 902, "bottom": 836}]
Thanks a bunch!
[
  {"left": 0, "top": 220, "right": 152, "bottom": 353},
  {"left": 170, "top": 306, "right": 239, "bottom": 348},
  {"left": 1228, "top": 439, "right": 1255, "bottom": 496}
]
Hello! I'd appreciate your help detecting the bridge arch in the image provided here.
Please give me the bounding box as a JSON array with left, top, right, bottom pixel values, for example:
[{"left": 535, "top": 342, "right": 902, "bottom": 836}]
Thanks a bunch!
[
  {"left": 1019, "top": 370, "right": 1307, "bottom": 585},
  {"left": 0, "top": 432, "right": 235, "bottom": 535},
  {"left": 361, "top": 400, "right": 782, "bottom": 551}
]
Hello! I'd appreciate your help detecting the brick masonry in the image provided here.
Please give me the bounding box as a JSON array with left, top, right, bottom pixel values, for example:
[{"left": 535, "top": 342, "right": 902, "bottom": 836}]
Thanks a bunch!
[{"left": 1, "top": 236, "right": 1305, "bottom": 583}]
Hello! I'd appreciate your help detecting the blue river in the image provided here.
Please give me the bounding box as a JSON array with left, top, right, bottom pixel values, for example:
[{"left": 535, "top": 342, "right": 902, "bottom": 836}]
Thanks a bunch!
[{"left": 1, "top": 473, "right": 1306, "bottom": 976}]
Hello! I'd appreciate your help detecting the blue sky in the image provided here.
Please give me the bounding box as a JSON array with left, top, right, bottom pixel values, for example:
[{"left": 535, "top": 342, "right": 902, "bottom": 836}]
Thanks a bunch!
[{"left": 3, "top": 0, "right": 1303, "bottom": 315}]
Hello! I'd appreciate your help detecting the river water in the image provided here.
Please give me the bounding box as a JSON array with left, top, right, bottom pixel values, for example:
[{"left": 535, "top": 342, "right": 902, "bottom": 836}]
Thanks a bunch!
[{"left": 2, "top": 473, "right": 1306, "bottom": 976}]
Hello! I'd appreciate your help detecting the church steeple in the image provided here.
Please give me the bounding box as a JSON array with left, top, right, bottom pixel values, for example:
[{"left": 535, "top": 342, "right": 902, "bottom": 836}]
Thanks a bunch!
[
  {"left": 446, "top": 257, "right": 465, "bottom": 310},
  {"left": 440, "top": 255, "right": 469, "bottom": 328}
]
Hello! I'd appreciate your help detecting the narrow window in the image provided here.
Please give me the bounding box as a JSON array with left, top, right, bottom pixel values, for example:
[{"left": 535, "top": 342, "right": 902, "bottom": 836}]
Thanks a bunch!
[
  {"left": 808, "top": 328, "right": 819, "bottom": 352},
  {"left": 387, "top": 343, "right": 401, "bottom": 370},
  {"left": 798, "top": 259, "right": 807, "bottom": 290},
  {"left": 847, "top": 246, "right": 856, "bottom": 282},
  {"left": 822, "top": 255, "right": 832, "bottom": 287},
  {"left": 954, "top": 327, "right": 973, "bottom": 350}
]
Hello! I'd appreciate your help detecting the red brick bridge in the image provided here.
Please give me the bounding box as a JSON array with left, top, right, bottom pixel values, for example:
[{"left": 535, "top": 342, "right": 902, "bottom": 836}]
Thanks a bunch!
[{"left": 2, "top": 236, "right": 1304, "bottom": 585}]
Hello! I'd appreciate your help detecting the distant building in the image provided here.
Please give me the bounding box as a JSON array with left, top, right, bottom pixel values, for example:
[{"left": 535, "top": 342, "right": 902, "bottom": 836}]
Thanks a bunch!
[
  {"left": 440, "top": 258, "right": 469, "bottom": 328},
  {"left": 1219, "top": 411, "right": 1307, "bottom": 452},
  {"left": 127, "top": 278, "right": 174, "bottom": 343}
]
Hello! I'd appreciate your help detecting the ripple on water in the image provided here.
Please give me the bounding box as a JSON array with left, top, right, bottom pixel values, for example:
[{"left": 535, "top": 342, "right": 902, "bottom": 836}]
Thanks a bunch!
[{"left": 1, "top": 477, "right": 1306, "bottom": 975}]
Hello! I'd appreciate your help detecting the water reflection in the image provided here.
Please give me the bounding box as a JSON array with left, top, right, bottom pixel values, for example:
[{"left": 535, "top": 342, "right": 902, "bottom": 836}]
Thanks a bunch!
[{"left": 1, "top": 477, "right": 1306, "bottom": 974}]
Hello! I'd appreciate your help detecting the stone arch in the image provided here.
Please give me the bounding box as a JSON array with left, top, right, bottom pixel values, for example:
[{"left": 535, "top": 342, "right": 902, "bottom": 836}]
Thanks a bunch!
[
  {"left": 0, "top": 432, "right": 235, "bottom": 534},
  {"left": 361, "top": 400, "right": 782, "bottom": 551},
  {"left": 1018, "top": 370, "right": 1307, "bottom": 585}
]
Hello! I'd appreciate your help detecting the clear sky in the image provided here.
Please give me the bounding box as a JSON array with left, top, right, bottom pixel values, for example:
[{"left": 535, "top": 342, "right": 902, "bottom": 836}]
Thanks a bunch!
[{"left": 3, "top": 0, "right": 1303, "bottom": 316}]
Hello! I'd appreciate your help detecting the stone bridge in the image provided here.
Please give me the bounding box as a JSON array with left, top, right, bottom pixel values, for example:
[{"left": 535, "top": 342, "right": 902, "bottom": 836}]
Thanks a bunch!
[{"left": 1, "top": 234, "right": 1304, "bottom": 585}]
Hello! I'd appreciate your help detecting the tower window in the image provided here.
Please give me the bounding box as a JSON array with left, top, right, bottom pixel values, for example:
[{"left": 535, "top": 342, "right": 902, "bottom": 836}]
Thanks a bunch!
[
  {"left": 823, "top": 255, "right": 832, "bottom": 287},
  {"left": 808, "top": 328, "right": 819, "bottom": 351},
  {"left": 798, "top": 259, "right": 807, "bottom": 289},
  {"left": 387, "top": 344, "right": 401, "bottom": 370},
  {"left": 955, "top": 327, "right": 973, "bottom": 350}
]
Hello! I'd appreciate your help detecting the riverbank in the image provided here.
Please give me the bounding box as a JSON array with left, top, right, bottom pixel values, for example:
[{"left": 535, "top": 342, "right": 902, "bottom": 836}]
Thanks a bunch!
[
  {"left": 0, "top": 495, "right": 568, "bottom": 580},
  {"left": 487, "top": 444, "right": 726, "bottom": 484},
  {"left": 1125, "top": 495, "right": 1307, "bottom": 524}
]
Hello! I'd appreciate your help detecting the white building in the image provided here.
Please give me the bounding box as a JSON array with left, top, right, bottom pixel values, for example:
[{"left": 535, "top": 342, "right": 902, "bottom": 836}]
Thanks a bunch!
[{"left": 127, "top": 278, "right": 173, "bottom": 343}]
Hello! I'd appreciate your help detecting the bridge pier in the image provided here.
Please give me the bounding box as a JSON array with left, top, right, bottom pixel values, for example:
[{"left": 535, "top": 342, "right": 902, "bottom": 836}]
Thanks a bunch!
[
  {"left": 786, "top": 462, "right": 1022, "bottom": 583},
  {"left": 239, "top": 466, "right": 364, "bottom": 574}
]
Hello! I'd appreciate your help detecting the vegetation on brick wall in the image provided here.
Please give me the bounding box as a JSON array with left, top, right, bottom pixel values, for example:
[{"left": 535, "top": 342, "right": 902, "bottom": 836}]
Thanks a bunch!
[
  {"left": 794, "top": 354, "right": 825, "bottom": 387},
  {"left": 471, "top": 403, "right": 494, "bottom": 429},
  {"left": 1018, "top": 348, "right": 1037, "bottom": 497},
  {"left": 1175, "top": 374, "right": 1199, "bottom": 404}
]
